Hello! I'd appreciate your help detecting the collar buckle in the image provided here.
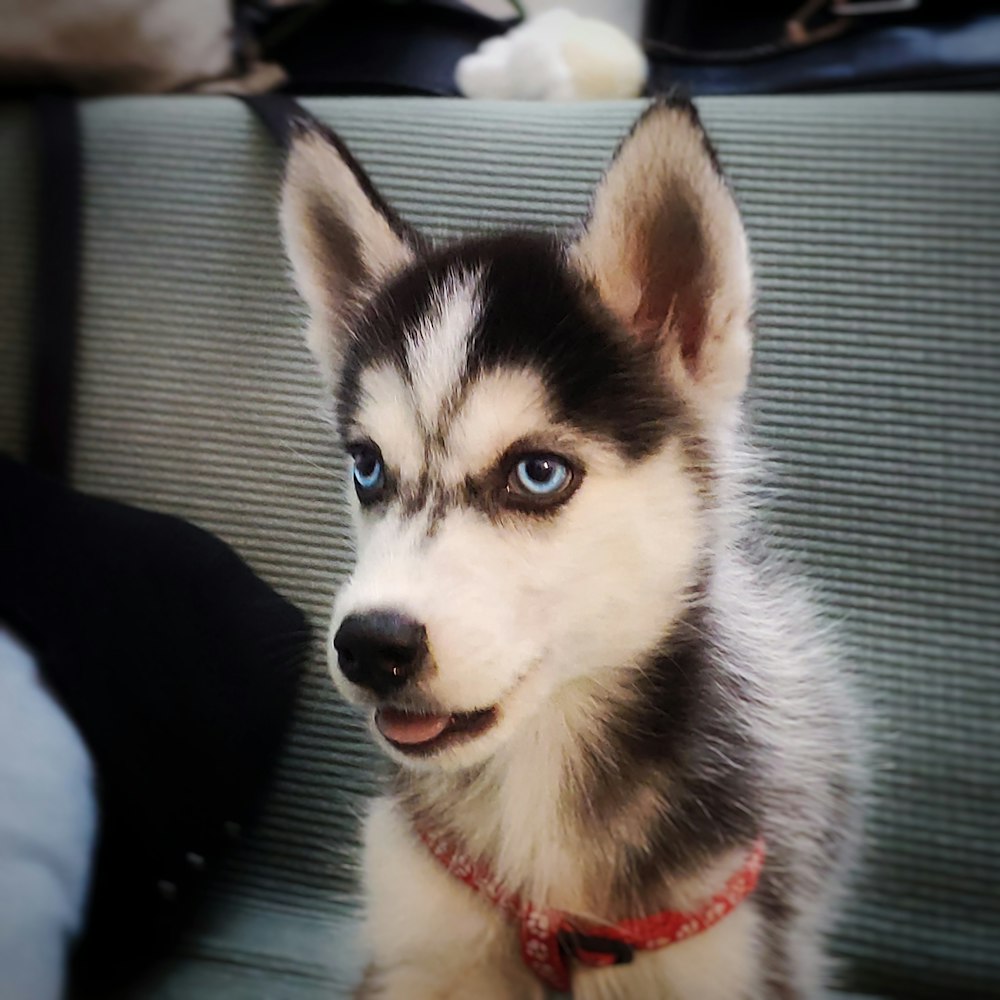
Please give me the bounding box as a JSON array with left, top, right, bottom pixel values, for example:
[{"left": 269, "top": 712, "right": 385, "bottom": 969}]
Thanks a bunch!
[{"left": 557, "top": 928, "right": 635, "bottom": 969}]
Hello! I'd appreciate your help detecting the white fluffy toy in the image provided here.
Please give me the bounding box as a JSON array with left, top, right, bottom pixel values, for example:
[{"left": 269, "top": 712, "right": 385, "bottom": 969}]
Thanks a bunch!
[{"left": 456, "top": 8, "right": 648, "bottom": 100}]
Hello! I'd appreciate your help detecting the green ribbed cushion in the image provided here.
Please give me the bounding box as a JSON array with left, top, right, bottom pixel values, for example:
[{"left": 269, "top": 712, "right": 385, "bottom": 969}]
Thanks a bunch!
[{"left": 1, "top": 94, "right": 997, "bottom": 999}]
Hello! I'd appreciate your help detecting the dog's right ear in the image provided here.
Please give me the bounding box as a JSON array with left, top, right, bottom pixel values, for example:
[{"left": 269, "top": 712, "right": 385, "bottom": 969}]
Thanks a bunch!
[{"left": 281, "top": 124, "right": 420, "bottom": 379}]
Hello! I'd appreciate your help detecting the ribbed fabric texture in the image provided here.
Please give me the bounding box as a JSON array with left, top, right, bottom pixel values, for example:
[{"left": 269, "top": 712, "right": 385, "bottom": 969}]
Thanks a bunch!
[{"left": 0, "top": 94, "right": 997, "bottom": 999}]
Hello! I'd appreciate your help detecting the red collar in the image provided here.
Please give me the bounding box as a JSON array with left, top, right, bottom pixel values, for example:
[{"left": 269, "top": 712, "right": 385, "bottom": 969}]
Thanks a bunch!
[{"left": 419, "top": 828, "right": 766, "bottom": 992}]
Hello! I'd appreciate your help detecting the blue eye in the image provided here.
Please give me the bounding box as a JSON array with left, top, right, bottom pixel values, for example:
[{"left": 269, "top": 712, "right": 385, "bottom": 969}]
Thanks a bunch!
[
  {"left": 352, "top": 447, "right": 385, "bottom": 496},
  {"left": 512, "top": 455, "right": 571, "bottom": 497}
]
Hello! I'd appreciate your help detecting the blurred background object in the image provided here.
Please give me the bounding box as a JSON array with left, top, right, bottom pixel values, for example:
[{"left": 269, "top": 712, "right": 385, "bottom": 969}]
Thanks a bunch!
[
  {"left": 641, "top": 0, "right": 1000, "bottom": 94},
  {"left": 0, "top": 0, "right": 283, "bottom": 94},
  {"left": 1, "top": 1, "right": 998, "bottom": 98},
  {"left": 455, "top": 9, "right": 648, "bottom": 99}
]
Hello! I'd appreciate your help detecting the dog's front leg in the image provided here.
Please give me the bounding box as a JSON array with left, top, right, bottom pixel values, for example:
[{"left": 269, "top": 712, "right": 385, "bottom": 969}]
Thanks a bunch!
[{"left": 355, "top": 797, "right": 543, "bottom": 1000}]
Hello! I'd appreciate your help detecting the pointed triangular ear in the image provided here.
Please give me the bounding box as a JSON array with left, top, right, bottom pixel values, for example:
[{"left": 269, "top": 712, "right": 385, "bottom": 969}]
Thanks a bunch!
[
  {"left": 280, "top": 123, "right": 422, "bottom": 379},
  {"left": 571, "top": 98, "right": 754, "bottom": 420}
]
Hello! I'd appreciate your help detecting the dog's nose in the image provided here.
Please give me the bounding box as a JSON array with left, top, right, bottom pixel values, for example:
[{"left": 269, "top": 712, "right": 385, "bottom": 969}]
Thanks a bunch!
[{"left": 333, "top": 611, "right": 427, "bottom": 697}]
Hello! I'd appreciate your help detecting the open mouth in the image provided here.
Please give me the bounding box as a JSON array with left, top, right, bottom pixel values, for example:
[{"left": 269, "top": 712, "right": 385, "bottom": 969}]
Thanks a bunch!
[{"left": 374, "top": 705, "right": 499, "bottom": 756}]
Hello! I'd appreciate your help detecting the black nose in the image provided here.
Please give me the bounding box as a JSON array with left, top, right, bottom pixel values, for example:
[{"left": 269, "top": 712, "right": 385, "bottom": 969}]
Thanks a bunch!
[{"left": 333, "top": 611, "right": 427, "bottom": 697}]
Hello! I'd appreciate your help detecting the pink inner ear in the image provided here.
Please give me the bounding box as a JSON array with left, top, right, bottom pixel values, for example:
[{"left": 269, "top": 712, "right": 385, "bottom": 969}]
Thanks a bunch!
[
  {"left": 621, "top": 192, "right": 715, "bottom": 377},
  {"left": 676, "top": 298, "right": 708, "bottom": 370},
  {"left": 631, "top": 311, "right": 664, "bottom": 347},
  {"left": 631, "top": 249, "right": 709, "bottom": 377}
]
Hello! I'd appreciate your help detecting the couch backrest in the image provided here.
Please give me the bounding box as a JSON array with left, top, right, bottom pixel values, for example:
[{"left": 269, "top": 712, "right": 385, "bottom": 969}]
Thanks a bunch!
[{"left": 1, "top": 94, "right": 998, "bottom": 999}]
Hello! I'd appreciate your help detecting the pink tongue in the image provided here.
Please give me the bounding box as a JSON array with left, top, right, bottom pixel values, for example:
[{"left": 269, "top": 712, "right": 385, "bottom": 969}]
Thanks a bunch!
[{"left": 376, "top": 709, "right": 451, "bottom": 745}]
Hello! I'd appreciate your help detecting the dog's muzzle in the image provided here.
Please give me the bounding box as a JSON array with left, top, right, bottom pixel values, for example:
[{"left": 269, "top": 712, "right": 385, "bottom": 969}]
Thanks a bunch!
[{"left": 333, "top": 609, "right": 502, "bottom": 756}]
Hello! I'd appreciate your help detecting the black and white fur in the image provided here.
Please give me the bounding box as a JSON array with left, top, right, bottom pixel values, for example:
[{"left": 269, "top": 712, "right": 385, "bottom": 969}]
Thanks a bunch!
[{"left": 280, "top": 99, "right": 863, "bottom": 999}]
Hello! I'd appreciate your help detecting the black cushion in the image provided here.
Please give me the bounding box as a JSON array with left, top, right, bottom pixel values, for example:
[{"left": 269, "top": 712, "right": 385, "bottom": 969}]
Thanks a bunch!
[{"left": 0, "top": 456, "right": 307, "bottom": 994}]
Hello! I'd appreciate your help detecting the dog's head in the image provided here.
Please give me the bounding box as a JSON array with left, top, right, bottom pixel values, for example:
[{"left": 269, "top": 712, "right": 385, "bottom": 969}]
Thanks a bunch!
[{"left": 281, "top": 100, "right": 754, "bottom": 771}]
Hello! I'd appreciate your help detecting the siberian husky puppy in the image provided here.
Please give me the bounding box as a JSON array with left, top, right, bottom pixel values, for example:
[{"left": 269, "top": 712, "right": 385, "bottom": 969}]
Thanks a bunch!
[{"left": 280, "top": 97, "right": 862, "bottom": 1000}]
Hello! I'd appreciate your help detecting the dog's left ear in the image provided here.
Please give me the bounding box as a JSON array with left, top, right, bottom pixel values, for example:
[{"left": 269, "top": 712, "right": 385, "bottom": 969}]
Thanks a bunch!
[
  {"left": 281, "top": 124, "right": 421, "bottom": 379},
  {"left": 571, "top": 99, "right": 754, "bottom": 419}
]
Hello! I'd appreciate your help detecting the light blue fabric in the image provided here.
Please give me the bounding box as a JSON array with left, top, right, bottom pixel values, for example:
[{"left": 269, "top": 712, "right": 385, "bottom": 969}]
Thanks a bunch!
[{"left": 0, "top": 625, "right": 97, "bottom": 1000}]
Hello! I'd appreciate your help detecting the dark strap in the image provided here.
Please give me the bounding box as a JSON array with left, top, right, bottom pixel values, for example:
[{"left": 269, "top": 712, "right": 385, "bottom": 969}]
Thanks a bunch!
[
  {"left": 26, "top": 94, "right": 294, "bottom": 481},
  {"left": 240, "top": 93, "right": 318, "bottom": 150},
  {"left": 28, "top": 96, "right": 82, "bottom": 481}
]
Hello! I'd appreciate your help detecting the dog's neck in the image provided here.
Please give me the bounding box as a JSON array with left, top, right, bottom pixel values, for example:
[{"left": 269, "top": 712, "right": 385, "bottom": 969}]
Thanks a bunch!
[{"left": 393, "top": 592, "right": 762, "bottom": 921}]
